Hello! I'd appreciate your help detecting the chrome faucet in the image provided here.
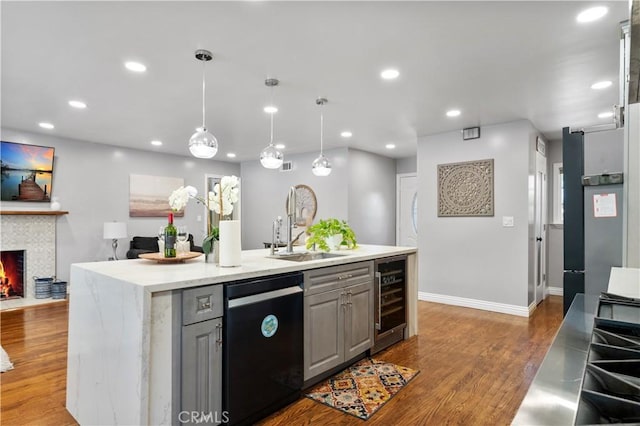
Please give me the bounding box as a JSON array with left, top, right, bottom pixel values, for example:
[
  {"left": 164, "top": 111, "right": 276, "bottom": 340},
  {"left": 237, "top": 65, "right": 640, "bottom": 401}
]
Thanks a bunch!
[{"left": 285, "top": 186, "right": 297, "bottom": 254}]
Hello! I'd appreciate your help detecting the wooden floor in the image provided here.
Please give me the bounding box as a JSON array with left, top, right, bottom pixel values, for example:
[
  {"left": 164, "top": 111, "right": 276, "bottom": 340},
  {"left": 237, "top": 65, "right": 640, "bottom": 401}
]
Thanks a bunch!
[{"left": 0, "top": 296, "right": 563, "bottom": 425}]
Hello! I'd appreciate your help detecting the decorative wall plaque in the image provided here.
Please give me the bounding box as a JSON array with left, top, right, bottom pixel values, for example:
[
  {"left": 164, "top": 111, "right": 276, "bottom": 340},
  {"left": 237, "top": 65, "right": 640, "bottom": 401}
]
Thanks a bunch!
[{"left": 438, "top": 159, "right": 494, "bottom": 217}]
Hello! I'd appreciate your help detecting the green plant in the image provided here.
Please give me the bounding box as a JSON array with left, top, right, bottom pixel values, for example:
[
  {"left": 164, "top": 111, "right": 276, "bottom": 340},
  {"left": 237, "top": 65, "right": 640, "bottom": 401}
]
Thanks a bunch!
[
  {"left": 305, "top": 218, "right": 357, "bottom": 251},
  {"left": 202, "top": 226, "right": 219, "bottom": 255}
]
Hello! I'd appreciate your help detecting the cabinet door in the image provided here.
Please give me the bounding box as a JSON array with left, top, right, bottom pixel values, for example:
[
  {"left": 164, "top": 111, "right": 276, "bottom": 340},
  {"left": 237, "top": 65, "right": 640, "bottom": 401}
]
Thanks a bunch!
[
  {"left": 304, "top": 288, "right": 344, "bottom": 380},
  {"left": 182, "top": 317, "right": 223, "bottom": 425},
  {"left": 344, "top": 281, "right": 374, "bottom": 361}
]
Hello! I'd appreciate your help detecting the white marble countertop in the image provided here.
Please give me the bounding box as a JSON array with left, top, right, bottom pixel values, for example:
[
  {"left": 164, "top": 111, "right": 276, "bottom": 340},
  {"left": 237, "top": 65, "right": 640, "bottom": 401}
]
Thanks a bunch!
[
  {"left": 71, "top": 244, "right": 417, "bottom": 293},
  {"left": 607, "top": 267, "right": 640, "bottom": 298}
]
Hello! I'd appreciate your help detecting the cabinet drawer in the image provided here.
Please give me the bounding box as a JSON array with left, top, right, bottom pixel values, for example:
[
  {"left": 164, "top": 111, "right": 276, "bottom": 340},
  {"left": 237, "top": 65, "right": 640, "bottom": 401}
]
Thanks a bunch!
[
  {"left": 304, "top": 261, "right": 374, "bottom": 296},
  {"left": 182, "top": 284, "right": 223, "bottom": 326}
]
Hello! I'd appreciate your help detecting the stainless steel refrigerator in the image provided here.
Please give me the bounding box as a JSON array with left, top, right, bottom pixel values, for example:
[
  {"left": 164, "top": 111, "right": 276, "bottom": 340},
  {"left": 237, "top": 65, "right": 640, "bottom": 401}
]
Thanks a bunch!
[{"left": 562, "top": 127, "right": 624, "bottom": 315}]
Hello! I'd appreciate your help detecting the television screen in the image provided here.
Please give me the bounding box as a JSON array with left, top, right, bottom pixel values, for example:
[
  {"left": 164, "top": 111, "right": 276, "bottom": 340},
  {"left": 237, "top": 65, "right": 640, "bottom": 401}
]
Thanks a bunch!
[{"left": 1, "top": 141, "right": 55, "bottom": 202}]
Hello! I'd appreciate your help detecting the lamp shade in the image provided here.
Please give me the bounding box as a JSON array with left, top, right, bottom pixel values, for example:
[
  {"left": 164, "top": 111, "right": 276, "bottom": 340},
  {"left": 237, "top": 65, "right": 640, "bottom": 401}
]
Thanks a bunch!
[{"left": 103, "top": 222, "right": 127, "bottom": 239}]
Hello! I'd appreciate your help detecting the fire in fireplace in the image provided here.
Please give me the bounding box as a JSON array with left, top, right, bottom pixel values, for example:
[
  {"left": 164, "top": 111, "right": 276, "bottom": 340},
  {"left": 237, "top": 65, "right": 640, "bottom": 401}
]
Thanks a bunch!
[{"left": 0, "top": 250, "right": 25, "bottom": 300}]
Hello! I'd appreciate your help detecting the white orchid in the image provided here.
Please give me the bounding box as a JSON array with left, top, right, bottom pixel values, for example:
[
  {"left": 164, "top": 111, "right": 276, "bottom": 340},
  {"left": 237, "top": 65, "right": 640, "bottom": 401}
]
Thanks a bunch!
[
  {"left": 168, "top": 185, "right": 198, "bottom": 212},
  {"left": 209, "top": 175, "right": 240, "bottom": 217}
]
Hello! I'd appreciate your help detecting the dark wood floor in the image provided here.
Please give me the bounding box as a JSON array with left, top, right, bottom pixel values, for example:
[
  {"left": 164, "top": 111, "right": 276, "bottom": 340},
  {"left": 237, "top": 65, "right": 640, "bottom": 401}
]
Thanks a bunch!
[{"left": 0, "top": 296, "right": 563, "bottom": 425}]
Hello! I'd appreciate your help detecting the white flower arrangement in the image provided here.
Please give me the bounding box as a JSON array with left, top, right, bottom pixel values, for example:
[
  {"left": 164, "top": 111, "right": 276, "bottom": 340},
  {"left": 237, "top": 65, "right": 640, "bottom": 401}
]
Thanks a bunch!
[{"left": 168, "top": 176, "right": 240, "bottom": 255}]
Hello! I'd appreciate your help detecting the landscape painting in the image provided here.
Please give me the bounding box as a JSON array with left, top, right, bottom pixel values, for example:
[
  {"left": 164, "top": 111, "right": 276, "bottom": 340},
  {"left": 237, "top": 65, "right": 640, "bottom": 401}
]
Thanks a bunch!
[
  {"left": 0, "top": 141, "right": 55, "bottom": 202},
  {"left": 129, "top": 174, "right": 184, "bottom": 217}
]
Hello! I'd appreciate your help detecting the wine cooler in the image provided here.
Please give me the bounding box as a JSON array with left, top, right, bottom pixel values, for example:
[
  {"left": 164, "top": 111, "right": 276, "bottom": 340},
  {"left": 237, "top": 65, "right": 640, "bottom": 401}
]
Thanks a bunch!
[{"left": 372, "top": 255, "right": 407, "bottom": 354}]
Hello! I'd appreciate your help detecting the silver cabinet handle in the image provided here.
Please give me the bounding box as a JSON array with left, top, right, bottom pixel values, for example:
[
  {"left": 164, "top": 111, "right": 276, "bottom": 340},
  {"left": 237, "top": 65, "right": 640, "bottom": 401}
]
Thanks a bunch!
[
  {"left": 338, "top": 273, "right": 353, "bottom": 280},
  {"left": 215, "top": 323, "right": 223, "bottom": 347},
  {"left": 347, "top": 291, "right": 352, "bottom": 307}
]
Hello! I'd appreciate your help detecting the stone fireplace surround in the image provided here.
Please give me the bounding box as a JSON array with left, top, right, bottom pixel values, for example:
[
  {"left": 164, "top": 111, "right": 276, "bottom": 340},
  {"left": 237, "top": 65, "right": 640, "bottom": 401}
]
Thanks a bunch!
[{"left": 0, "top": 211, "right": 67, "bottom": 310}]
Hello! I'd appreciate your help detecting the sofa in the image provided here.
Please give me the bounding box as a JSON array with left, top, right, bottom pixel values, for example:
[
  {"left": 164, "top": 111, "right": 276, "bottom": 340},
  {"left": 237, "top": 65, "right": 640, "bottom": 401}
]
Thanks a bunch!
[{"left": 126, "top": 234, "right": 203, "bottom": 259}]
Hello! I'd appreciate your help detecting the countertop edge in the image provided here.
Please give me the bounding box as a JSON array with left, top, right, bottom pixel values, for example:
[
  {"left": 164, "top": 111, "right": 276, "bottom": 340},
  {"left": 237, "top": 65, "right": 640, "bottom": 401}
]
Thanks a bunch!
[{"left": 71, "top": 245, "right": 418, "bottom": 293}]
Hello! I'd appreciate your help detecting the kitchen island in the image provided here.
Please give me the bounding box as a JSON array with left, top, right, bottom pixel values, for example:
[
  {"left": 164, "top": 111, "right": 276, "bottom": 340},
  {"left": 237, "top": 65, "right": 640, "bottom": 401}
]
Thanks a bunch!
[{"left": 66, "top": 244, "right": 417, "bottom": 425}]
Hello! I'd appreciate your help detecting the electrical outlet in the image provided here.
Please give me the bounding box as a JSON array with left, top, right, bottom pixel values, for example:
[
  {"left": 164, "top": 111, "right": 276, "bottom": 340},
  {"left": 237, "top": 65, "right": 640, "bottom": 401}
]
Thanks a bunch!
[{"left": 502, "top": 216, "right": 514, "bottom": 227}]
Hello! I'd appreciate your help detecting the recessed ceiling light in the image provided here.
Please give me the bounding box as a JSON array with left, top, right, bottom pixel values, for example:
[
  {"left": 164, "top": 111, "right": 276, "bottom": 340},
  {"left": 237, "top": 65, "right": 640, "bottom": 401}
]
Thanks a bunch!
[
  {"left": 446, "top": 109, "right": 461, "bottom": 117},
  {"left": 263, "top": 105, "right": 278, "bottom": 114},
  {"left": 576, "top": 6, "right": 608, "bottom": 23},
  {"left": 380, "top": 69, "right": 400, "bottom": 80},
  {"left": 68, "top": 100, "right": 87, "bottom": 109},
  {"left": 340, "top": 131, "right": 353, "bottom": 138},
  {"left": 38, "top": 122, "right": 54, "bottom": 129},
  {"left": 385, "top": 143, "right": 396, "bottom": 149},
  {"left": 150, "top": 140, "right": 163, "bottom": 146},
  {"left": 274, "top": 143, "right": 286, "bottom": 150},
  {"left": 226, "top": 153, "right": 237, "bottom": 158},
  {"left": 598, "top": 111, "right": 614, "bottom": 119},
  {"left": 591, "top": 80, "right": 612, "bottom": 90},
  {"left": 124, "top": 61, "right": 147, "bottom": 73}
]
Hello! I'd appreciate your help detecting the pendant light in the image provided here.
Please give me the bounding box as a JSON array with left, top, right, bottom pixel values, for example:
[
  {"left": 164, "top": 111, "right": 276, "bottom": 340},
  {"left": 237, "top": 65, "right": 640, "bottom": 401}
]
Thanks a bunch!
[
  {"left": 312, "top": 97, "right": 331, "bottom": 176},
  {"left": 259, "top": 78, "right": 284, "bottom": 169},
  {"left": 188, "top": 49, "right": 218, "bottom": 159}
]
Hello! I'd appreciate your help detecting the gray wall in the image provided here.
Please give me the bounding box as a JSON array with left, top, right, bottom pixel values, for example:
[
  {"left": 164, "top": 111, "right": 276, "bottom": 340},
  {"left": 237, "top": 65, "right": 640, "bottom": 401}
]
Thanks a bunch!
[
  {"left": 347, "top": 149, "right": 396, "bottom": 246},
  {"left": 547, "top": 138, "right": 564, "bottom": 290},
  {"left": 0, "top": 128, "right": 239, "bottom": 280},
  {"left": 396, "top": 156, "right": 417, "bottom": 174},
  {"left": 417, "top": 120, "right": 533, "bottom": 308},
  {"left": 240, "top": 147, "right": 397, "bottom": 250},
  {"left": 240, "top": 147, "right": 349, "bottom": 249}
]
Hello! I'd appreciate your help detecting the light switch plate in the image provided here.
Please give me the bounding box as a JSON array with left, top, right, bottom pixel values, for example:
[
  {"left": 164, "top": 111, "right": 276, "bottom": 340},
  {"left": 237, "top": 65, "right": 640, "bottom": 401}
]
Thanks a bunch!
[{"left": 502, "top": 216, "right": 514, "bottom": 227}]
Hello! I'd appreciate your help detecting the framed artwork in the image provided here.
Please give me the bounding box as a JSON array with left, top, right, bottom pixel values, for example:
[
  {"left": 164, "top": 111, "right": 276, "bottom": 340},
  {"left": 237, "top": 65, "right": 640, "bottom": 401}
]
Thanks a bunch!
[
  {"left": 1, "top": 140, "right": 55, "bottom": 202},
  {"left": 438, "top": 159, "right": 494, "bottom": 217},
  {"left": 286, "top": 184, "right": 317, "bottom": 226},
  {"left": 129, "top": 174, "right": 184, "bottom": 217}
]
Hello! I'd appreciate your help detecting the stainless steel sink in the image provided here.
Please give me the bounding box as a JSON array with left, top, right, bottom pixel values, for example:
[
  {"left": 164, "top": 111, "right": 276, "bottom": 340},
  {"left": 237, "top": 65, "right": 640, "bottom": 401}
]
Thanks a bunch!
[{"left": 267, "top": 252, "right": 346, "bottom": 262}]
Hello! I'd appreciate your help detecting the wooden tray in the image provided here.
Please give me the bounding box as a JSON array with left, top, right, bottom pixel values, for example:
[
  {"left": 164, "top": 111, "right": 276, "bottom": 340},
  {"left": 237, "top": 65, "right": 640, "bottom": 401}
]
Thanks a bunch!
[{"left": 138, "top": 252, "right": 202, "bottom": 263}]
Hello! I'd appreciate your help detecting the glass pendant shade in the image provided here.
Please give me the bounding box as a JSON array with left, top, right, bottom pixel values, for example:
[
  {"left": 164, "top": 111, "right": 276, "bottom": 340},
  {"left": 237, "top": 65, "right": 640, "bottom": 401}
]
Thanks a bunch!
[
  {"left": 260, "top": 143, "right": 283, "bottom": 169},
  {"left": 189, "top": 126, "right": 218, "bottom": 158},
  {"left": 189, "top": 49, "right": 217, "bottom": 159},
  {"left": 312, "top": 154, "right": 332, "bottom": 176}
]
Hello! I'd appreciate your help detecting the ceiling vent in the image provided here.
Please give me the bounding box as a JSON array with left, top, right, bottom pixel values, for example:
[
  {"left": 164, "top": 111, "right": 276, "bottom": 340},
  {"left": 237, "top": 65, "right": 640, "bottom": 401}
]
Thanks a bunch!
[{"left": 280, "top": 161, "right": 293, "bottom": 172}]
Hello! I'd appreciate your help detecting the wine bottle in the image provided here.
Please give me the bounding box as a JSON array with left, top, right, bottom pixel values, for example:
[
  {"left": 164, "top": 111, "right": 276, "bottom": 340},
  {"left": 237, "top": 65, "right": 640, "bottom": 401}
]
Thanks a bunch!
[{"left": 164, "top": 213, "right": 177, "bottom": 258}]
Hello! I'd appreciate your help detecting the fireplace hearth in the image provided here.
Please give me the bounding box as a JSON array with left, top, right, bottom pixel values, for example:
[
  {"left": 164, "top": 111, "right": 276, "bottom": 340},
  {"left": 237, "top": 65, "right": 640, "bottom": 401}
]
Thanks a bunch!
[{"left": 1, "top": 250, "right": 25, "bottom": 300}]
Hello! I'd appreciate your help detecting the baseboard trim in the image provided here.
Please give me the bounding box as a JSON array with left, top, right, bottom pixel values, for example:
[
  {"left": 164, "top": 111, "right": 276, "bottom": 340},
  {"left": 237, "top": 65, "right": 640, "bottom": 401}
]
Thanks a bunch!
[
  {"left": 418, "top": 292, "right": 530, "bottom": 317},
  {"left": 547, "top": 286, "right": 563, "bottom": 296},
  {"left": 528, "top": 302, "right": 536, "bottom": 315}
]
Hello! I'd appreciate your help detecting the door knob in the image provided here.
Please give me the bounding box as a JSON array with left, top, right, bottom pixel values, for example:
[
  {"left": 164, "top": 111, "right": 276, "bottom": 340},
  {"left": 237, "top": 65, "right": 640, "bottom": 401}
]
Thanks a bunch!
[{"left": 536, "top": 237, "right": 543, "bottom": 242}]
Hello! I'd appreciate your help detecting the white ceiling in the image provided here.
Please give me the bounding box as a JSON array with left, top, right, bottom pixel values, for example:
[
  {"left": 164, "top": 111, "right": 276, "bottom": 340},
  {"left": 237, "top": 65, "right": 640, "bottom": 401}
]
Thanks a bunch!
[{"left": 1, "top": 1, "right": 630, "bottom": 162}]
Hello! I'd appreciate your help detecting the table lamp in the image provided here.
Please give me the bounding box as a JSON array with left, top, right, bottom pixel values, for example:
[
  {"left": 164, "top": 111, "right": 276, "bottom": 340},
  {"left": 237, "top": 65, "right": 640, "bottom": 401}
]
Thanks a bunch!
[{"left": 103, "top": 222, "right": 127, "bottom": 260}]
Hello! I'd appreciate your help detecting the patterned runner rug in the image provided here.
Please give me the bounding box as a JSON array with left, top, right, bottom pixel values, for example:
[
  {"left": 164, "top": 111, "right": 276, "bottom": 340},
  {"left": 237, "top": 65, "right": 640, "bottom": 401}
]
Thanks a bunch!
[{"left": 305, "top": 358, "right": 419, "bottom": 420}]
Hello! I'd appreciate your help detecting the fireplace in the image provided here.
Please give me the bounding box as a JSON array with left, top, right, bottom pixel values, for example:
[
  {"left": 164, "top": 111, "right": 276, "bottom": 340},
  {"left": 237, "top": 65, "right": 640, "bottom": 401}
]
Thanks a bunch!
[{"left": 1, "top": 250, "right": 25, "bottom": 300}]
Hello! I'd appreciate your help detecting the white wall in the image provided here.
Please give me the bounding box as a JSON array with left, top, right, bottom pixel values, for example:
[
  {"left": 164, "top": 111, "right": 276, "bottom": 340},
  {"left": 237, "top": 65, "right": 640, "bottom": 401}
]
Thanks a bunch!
[
  {"left": 0, "top": 128, "right": 239, "bottom": 280},
  {"left": 624, "top": 103, "right": 640, "bottom": 267},
  {"left": 546, "top": 139, "right": 564, "bottom": 291},
  {"left": 417, "top": 120, "right": 533, "bottom": 309},
  {"left": 240, "top": 148, "right": 349, "bottom": 249},
  {"left": 347, "top": 149, "right": 396, "bottom": 246}
]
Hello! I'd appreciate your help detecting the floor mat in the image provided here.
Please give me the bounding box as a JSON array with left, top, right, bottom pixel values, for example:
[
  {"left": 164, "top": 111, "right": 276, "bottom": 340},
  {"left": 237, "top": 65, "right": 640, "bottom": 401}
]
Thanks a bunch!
[{"left": 305, "top": 358, "right": 419, "bottom": 420}]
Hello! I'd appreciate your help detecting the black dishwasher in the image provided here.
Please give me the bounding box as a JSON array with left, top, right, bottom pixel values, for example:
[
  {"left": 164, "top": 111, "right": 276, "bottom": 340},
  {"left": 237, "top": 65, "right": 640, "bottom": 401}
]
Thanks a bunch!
[{"left": 223, "top": 272, "right": 303, "bottom": 426}]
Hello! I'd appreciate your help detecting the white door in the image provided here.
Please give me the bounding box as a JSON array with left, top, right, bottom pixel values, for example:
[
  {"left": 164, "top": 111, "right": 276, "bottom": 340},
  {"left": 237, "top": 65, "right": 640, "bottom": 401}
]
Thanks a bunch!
[
  {"left": 397, "top": 173, "right": 417, "bottom": 247},
  {"left": 534, "top": 152, "right": 548, "bottom": 305}
]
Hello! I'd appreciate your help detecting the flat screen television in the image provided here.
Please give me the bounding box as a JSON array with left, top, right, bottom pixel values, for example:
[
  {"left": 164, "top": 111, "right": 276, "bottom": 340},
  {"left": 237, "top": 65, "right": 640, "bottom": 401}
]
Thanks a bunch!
[{"left": 0, "top": 141, "right": 55, "bottom": 202}]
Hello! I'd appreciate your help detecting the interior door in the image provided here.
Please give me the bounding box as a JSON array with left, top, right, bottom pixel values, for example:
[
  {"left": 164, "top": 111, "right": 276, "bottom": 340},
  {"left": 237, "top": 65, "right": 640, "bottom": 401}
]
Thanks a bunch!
[
  {"left": 534, "top": 152, "right": 548, "bottom": 305},
  {"left": 397, "top": 173, "right": 417, "bottom": 247}
]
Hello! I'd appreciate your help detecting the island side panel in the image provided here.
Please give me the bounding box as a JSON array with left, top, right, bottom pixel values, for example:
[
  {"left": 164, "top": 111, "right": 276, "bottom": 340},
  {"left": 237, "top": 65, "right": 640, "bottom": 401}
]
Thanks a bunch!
[
  {"left": 149, "top": 290, "right": 181, "bottom": 425},
  {"left": 66, "top": 265, "right": 151, "bottom": 425}
]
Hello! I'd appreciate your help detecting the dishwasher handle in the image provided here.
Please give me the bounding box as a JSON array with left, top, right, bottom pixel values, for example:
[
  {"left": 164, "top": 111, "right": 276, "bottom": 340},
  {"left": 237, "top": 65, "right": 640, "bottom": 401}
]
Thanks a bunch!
[{"left": 228, "top": 285, "right": 302, "bottom": 309}]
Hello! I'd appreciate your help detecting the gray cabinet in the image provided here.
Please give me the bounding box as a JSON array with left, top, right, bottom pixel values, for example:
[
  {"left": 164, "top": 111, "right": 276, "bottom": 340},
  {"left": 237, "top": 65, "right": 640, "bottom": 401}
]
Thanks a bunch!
[
  {"left": 181, "top": 285, "right": 223, "bottom": 425},
  {"left": 303, "top": 261, "right": 374, "bottom": 381}
]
